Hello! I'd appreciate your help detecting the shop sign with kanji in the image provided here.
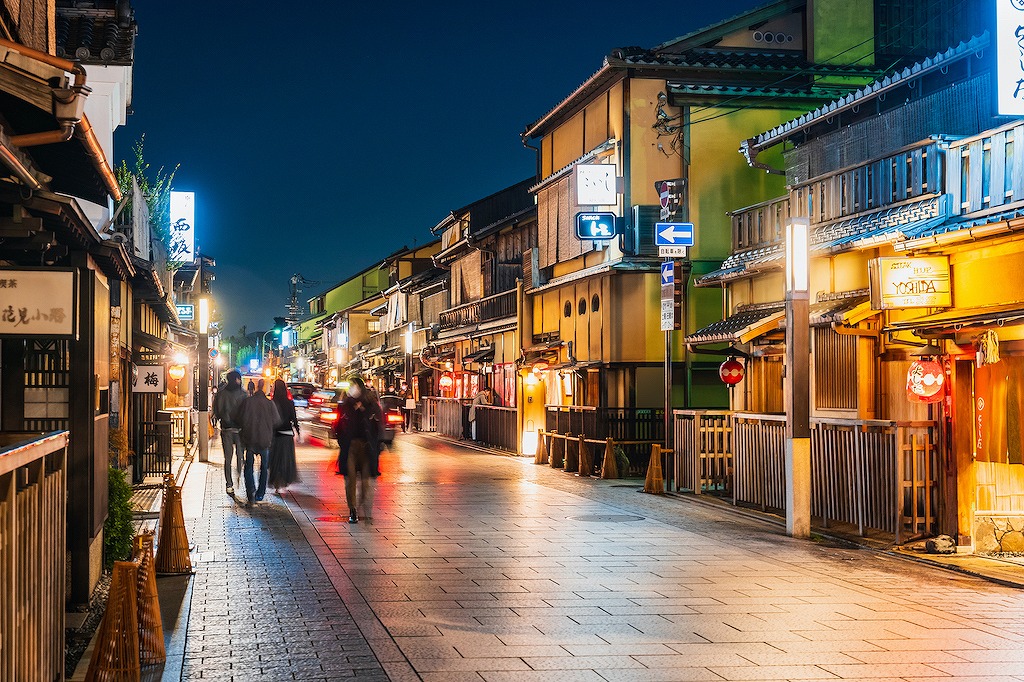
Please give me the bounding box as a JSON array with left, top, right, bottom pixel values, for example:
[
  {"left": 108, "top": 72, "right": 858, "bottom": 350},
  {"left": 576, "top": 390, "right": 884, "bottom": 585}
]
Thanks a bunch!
[
  {"left": 132, "top": 365, "right": 166, "bottom": 393},
  {"left": 0, "top": 268, "right": 77, "bottom": 337}
]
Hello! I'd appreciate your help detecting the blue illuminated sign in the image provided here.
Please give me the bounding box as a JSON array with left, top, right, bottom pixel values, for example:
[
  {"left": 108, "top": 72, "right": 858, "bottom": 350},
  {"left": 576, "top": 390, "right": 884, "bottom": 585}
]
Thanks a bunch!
[{"left": 575, "top": 212, "right": 617, "bottom": 240}]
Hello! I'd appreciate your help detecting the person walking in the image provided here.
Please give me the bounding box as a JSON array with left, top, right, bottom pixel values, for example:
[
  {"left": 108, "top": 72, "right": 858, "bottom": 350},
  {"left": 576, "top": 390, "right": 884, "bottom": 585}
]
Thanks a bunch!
[
  {"left": 268, "top": 379, "right": 300, "bottom": 493},
  {"left": 212, "top": 370, "right": 247, "bottom": 496},
  {"left": 247, "top": 379, "right": 256, "bottom": 396},
  {"left": 398, "top": 381, "right": 413, "bottom": 433},
  {"left": 233, "top": 378, "right": 279, "bottom": 506},
  {"left": 335, "top": 376, "right": 382, "bottom": 523},
  {"left": 468, "top": 386, "right": 492, "bottom": 441}
]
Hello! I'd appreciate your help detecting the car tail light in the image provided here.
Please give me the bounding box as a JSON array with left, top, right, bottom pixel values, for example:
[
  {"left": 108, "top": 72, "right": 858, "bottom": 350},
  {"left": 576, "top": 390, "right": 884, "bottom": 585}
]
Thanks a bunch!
[
  {"left": 321, "top": 410, "right": 339, "bottom": 422},
  {"left": 310, "top": 396, "right": 323, "bottom": 405},
  {"left": 386, "top": 411, "right": 404, "bottom": 425}
]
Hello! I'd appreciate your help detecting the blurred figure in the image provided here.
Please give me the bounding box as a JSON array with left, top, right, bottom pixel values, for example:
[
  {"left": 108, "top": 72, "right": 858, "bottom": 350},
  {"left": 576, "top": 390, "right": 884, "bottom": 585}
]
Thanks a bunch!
[
  {"left": 469, "top": 386, "right": 493, "bottom": 440},
  {"left": 233, "top": 378, "right": 279, "bottom": 506},
  {"left": 268, "top": 379, "right": 300, "bottom": 493},
  {"left": 335, "top": 376, "right": 382, "bottom": 523},
  {"left": 247, "top": 379, "right": 256, "bottom": 396},
  {"left": 398, "top": 381, "right": 413, "bottom": 433},
  {"left": 212, "top": 370, "right": 246, "bottom": 496}
]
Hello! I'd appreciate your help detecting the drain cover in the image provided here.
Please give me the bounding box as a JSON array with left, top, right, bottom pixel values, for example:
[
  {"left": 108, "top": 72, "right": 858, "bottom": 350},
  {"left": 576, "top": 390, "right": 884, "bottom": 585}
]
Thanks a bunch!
[{"left": 567, "top": 514, "right": 644, "bottom": 523}]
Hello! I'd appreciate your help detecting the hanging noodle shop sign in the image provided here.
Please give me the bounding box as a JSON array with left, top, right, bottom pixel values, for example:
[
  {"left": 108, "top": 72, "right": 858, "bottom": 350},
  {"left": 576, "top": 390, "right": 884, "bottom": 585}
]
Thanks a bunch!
[{"left": 0, "top": 268, "right": 77, "bottom": 337}]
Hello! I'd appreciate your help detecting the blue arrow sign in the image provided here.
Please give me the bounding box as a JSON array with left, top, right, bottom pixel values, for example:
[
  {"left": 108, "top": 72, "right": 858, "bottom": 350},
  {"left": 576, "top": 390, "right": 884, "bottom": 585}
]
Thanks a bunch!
[
  {"left": 660, "top": 262, "right": 674, "bottom": 285},
  {"left": 655, "top": 222, "right": 695, "bottom": 246},
  {"left": 575, "top": 212, "right": 617, "bottom": 240}
]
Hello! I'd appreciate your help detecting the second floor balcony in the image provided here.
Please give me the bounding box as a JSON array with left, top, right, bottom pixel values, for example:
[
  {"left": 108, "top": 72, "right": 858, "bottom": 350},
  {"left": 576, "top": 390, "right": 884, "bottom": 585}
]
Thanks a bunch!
[{"left": 439, "top": 289, "right": 517, "bottom": 330}]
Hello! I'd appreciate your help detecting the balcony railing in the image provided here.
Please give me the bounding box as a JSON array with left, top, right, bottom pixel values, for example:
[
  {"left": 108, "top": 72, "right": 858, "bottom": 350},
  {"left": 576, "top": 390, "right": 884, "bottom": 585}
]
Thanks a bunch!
[
  {"left": 672, "top": 411, "right": 938, "bottom": 541},
  {"left": 947, "top": 120, "right": 1024, "bottom": 216},
  {"left": 439, "top": 289, "right": 517, "bottom": 330},
  {"left": 0, "top": 431, "right": 68, "bottom": 681},
  {"left": 730, "top": 195, "right": 790, "bottom": 251}
]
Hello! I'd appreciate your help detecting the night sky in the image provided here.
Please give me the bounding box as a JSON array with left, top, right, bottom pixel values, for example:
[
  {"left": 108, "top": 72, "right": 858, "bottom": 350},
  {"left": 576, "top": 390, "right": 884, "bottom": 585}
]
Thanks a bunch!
[{"left": 115, "top": 1, "right": 766, "bottom": 334}]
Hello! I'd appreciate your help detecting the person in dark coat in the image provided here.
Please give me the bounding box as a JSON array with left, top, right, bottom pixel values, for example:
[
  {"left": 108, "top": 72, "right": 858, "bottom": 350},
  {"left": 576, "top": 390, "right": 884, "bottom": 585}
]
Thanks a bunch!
[
  {"left": 334, "top": 376, "right": 382, "bottom": 523},
  {"left": 212, "top": 370, "right": 247, "bottom": 496},
  {"left": 233, "top": 378, "right": 279, "bottom": 506},
  {"left": 268, "top": 379, "right": 300, "bottom": 492}
]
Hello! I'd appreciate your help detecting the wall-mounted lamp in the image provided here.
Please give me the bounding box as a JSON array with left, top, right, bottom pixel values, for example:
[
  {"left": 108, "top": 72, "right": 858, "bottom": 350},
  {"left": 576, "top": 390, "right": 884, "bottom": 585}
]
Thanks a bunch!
[{"left": 521, "top": 419, "right": 538, "bottom": 457}]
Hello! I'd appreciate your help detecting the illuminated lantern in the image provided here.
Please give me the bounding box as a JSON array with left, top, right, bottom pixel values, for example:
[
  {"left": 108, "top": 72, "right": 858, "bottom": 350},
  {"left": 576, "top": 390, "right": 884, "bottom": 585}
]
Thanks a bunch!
[
  {"left": 168, "top": 364, "right": 186, "bottom": 381},
  {"left": 719, "top": 358, "right": 744, "bottom": 386},
  {"left": 533, "top": 360, "right": 549, "bottom": 372},
  {"left": 906, "top": 359, "right": 944, "bottom": 403},
  {"left": 438, "top": 373, "right": 454, "bottom": 390}
]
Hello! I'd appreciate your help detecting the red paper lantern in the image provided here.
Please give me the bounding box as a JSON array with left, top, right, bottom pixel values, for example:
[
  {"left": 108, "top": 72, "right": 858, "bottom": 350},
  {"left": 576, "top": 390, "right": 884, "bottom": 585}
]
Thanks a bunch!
[
  {"left": 719, "top": 358, "right": 745, "bottom": 386},
  {"left": 438, "top": 373, "right": 454, "bottom": 390},
  {"left": 906, "top": 359, "right": 944, "bottom": 403}
]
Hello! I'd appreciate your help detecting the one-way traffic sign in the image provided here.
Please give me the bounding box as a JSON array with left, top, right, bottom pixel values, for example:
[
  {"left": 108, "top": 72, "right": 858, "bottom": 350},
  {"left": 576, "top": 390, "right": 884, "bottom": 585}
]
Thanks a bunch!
[
  {"left": 660, "top": 261, "right": 674, "bottom": 285},
  {"left": 655, "top": 222, "right": 695, "bottom": 246}
]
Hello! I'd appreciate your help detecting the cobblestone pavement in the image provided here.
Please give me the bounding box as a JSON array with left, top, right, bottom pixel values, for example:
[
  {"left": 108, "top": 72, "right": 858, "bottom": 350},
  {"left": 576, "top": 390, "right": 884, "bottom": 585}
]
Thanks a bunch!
[{"left": 177, "top": 433, "right": 1024, "bottom": 682}]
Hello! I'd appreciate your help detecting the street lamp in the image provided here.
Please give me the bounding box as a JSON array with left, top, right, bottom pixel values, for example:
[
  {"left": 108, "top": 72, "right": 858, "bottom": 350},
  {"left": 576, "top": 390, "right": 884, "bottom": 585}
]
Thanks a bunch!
[
  {"left": 260, "top": 328, "right": 281, "bottom": 365},
  {"left": 784, "top": 217, "right": 810, "bottom": 538}
]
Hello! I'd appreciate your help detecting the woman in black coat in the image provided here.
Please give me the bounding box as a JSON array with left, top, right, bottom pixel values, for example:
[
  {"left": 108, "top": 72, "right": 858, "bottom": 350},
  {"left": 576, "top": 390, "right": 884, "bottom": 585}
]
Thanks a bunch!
[{"left": 268, "top": 379, "right": 300, "bottom": 492}]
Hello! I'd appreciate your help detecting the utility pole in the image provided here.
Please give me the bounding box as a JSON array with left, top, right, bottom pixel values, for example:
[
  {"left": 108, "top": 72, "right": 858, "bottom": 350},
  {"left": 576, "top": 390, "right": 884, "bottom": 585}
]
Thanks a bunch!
[{"left": 197, "top": 251, "right": 211, "bottom": 463}]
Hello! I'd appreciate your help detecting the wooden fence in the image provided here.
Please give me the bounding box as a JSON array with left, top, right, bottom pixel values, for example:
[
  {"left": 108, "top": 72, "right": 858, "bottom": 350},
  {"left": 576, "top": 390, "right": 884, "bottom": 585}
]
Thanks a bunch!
[
  {"left": 0, "top": 431, "right": 68, "bottom": 682},
  {"left": 672, "top": 410, "right": 939, "bottom": 541},
  {"left": 417, "top": 396, "right": 439, "bottom": 433},
  {"left": 474, "top": 405, "right": 517, "bottom": 452},
  {"left": 435, "top": 398, "right": 470, "bottom": 440}
]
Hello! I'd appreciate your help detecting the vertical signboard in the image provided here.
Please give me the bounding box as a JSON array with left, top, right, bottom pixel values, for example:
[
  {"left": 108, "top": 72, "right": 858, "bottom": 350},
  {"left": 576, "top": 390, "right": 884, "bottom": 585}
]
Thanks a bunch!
[
  {"left": 996, "top": 0, "right": 1024, "bottom": 115},
  {"left": 169, "top": 191, "right": 195, "bottom": 263},
  {"left": 660, "top": 261, "right": 681, "bottom": 331}
]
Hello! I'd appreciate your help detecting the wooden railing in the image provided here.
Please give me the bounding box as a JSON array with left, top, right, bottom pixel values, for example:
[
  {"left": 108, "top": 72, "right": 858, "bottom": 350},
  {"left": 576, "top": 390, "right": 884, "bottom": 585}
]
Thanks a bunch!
[
  {"left": 474, "top": 405, "right": 517, "bottom": 452},
  {"left": 417, "top": 396, "right": 439, "bottom": 432},
  {"left": 435, "top": 398, "right": 471, "bottom": 439},
  {"left": 545, "top": 405, "right": 664, "bottom": 474},
  {"left": 673, "top": 410, "right": 732, "bottom": 495},
  {"left": 0, "top": 431, "right": 68, "bottom": 682},
  {"left": 671, "top": 411, "right": 939, "bottom": 541},
  {"left": 730, "top": 195, "right": 789, "bottom": 251},
  {"left": 439, "top": 289, "right": 517, "bottom": 330}
]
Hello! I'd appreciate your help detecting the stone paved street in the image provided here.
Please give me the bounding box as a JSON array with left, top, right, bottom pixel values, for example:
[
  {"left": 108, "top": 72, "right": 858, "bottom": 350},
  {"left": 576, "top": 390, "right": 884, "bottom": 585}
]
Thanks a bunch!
[{"left": 168, "top": 433, "right": 1024, "bottom": 681}]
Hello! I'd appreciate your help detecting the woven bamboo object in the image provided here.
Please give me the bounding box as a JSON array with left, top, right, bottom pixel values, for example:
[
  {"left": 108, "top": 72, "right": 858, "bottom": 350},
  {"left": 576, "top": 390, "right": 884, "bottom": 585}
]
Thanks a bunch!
[
  {"left": 134, "top": 534, "right": 165, "bottom": 665},
  {"left": 85, "top": 560, "right": 140, "bottom": 682},
  {"left": 643, "top": 444, "right": 665, "bottom": 494},
  {"left": 601, "top": 438, "right": 618, "bottom": 479},
  {"left": 563, "top": 433, "right": 579, "bottom": 472},
  {"left": 548, "top": 432, "right": 564, "bottom": 469},
  {"left": 154, "top": 480, "right": 192, "bottom": 575},
  {"left": 534, "top": 429, "right": 548, "bottom": 465},
  {"left": 577, "top": 435, "right": 591, "bottom": 477}
]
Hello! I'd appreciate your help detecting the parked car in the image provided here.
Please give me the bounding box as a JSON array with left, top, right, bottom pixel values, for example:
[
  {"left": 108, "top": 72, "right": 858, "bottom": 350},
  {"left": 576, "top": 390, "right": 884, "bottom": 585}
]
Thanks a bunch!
[
  {"left": 378, "top": 393, "right": 404, "bottom": 445},
  {"left": 287, "top": 382, "right": 317, "bottom": 422}
]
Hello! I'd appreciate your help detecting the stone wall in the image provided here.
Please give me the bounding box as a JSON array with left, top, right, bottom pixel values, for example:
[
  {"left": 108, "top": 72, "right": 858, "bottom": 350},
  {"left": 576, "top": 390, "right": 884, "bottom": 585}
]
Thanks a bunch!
[{"left": 975, "top": 515, "right": 1024, "bottom": 554}]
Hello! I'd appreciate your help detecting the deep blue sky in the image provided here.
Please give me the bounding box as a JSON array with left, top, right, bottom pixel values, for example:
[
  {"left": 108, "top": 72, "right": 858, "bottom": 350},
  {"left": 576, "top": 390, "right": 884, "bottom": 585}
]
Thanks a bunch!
[{"left": 116, "top": 1, "right": 766, "bottom": 333}]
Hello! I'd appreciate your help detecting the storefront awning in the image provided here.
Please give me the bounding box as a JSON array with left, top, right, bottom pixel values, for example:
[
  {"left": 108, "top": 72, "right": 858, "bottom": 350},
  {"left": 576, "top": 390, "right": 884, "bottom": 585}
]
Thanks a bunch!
[
  {"left": 462, "top": 346, "right": 495, "bottom": 364},
  {"left": 809, "top": 293, "right": 876, "bottom": 327},
  {"left": 370, "top": 361, "right": 403, "bottom": 376},
  {"left": 885, "top": 304, "right": 1024, "bottom": 335},
  {"left": 686, "top": 303, "right": 785, "bottom": 345}
]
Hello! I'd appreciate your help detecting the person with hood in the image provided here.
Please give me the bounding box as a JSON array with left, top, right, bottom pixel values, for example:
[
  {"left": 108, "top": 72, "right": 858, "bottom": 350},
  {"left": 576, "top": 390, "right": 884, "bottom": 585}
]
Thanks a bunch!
[
  {"left": 268, "top": 379, "right": 300, "bottom": 492},
  {"left": 212, "top": 370, "right": 247, "bottom": 496},
  {"left": 335, "top": 376, "right": 382, "bottom": 523},
  {"left": 232, "top": 378, "right": 279, "bottom": 506}
]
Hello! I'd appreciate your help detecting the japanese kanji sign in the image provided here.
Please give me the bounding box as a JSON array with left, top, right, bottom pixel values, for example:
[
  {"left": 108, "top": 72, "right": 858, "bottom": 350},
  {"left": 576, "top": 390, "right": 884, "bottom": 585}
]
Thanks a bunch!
[
  {"left": 0, "top": 268, "right": 77, "bottom": 337},
  {"left": 132, "top": 365, "right": 166, "bottom": 393}
]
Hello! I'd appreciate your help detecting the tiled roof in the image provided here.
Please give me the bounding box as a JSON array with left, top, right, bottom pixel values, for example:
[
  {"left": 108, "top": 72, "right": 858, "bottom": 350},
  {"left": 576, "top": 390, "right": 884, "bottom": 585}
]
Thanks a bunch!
[
  {"left": 686, "top": 302, "right": 785, "bottom": 344},
  {"left": 898, "top": 205, "right": 1024, "bottom": 244},
  {"left": 744, "top": 33, "right": 989, "bottom": 154},
  {"left": 697, "top": 196, "right": 950, "bottom": 285},
  {"left": 808, "top": 292, "right": 871, "bottom": 326},
  {"left": 55, "top": 2, "right": 136, "bottom": 65}
]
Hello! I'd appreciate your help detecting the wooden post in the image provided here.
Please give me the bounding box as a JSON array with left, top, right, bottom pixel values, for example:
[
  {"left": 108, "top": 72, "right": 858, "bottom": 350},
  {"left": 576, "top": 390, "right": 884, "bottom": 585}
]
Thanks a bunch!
[{"left": 601, "top": 437, "right": 618, "bottom": 479}]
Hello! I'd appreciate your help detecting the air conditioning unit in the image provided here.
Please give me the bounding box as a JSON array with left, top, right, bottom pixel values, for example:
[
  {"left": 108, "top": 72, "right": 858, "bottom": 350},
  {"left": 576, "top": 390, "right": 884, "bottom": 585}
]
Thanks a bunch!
[{"left": 624, "top": 205, "right": 661, "bottom": 257}]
